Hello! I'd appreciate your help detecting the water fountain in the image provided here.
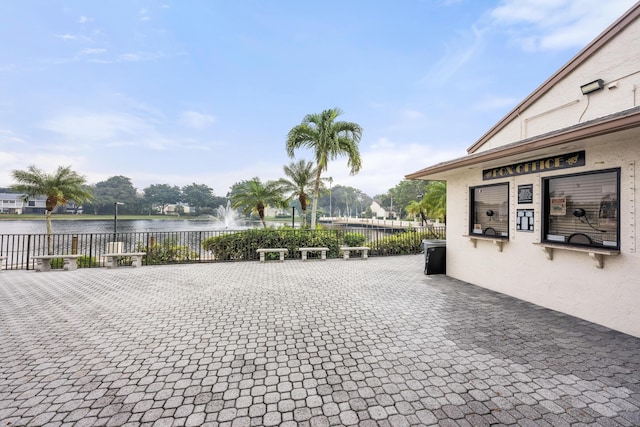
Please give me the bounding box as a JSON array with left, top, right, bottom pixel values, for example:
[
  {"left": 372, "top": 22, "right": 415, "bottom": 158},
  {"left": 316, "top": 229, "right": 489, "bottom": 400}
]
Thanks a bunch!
[{"left": 215, "top": 201, "right": 242, "bottom": 229}]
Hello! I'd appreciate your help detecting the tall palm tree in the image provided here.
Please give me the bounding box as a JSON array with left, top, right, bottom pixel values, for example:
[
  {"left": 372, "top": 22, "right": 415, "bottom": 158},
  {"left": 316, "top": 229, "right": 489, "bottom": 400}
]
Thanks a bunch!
[
  {"left": 231, "top": 178, "right": 285, "bottom": 228},
  {"left": 11, "top": 165, "right": 93, "bottom": 254},
  {"left": 424, "top": 181, "right": 447, "bottom": 222},
  {"left": 286, "top": 107, "right": 363, "bottom": 228},
  {"left": 277, "top": 160, "right": 323, "bottom": 227}
]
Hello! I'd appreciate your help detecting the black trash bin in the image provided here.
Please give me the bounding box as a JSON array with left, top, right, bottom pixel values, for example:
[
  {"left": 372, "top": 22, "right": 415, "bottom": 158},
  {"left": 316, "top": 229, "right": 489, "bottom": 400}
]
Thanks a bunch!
[{"left": 423, "top": 239, "right": 446, "bottom": 275}]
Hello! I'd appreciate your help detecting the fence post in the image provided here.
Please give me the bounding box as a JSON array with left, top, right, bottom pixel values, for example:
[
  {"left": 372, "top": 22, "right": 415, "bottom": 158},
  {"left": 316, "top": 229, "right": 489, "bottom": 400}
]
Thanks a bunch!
[{"left": 72, "top": 236, "right": 78, "bottom": 255}]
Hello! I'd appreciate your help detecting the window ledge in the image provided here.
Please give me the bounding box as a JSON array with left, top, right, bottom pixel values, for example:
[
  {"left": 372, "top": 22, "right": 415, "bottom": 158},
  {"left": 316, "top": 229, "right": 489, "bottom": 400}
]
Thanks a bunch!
[
  {"left": 463, "top": 235, "right": 508, "bottom": 252},
  {"left": 533, "top": 243, "right": 620, "bottom": 269}
]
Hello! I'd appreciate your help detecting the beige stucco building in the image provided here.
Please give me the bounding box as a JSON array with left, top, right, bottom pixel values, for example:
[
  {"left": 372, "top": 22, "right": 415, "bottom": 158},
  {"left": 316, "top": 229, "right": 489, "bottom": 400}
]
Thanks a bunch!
[{"left": 407, "top": 4, "right": 640, "bottom": 337}]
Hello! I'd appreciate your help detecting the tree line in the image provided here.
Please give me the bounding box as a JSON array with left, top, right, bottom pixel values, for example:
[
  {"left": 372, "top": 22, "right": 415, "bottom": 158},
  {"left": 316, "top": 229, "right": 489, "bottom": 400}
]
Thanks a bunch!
[{"left": 8, "top": 107, "right": 446, "bottom": 234}]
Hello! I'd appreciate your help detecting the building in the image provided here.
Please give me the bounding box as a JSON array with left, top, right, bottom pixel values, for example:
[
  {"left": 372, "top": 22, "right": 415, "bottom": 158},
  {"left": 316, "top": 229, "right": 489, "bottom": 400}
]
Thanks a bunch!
[
  {"left": 406, "top": 4, "right": 640, "bottom": 337},
  {"left": 0, "top": 193, "right": 46, "bottom": 214},
  {"left": 0, "top": 193, "right": 83, "bottom": 214}
]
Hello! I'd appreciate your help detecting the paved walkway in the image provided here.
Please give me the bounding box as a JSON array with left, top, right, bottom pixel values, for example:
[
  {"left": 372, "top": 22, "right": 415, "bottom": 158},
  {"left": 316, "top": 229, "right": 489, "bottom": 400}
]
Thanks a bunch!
[{"left": 0, "top": 255, "right": 638, "bottom": 426}]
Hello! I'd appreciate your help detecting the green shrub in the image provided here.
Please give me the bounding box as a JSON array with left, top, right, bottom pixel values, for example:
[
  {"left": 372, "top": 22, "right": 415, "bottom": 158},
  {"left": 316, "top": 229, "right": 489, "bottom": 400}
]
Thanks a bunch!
[
  {"left": 77, "top": 255, "right": 98, "bottom": 268},
  {"left": 49, "top": 258, "right": 64, "bottom": 269},
  {"left": 137, "top": 238, "right": 199, "bottom": 265},
  {"left": 343, "top": 232, "right": 366, "bottom": 247},
  {"left": 202, "top": 228, "right": 343, "bottom": 261},
  {"left": 372, "top": 230, "right": 439, "bottom": 255},
  {"left": 49, "top": 256, "right": 97, "bottom": 269}
]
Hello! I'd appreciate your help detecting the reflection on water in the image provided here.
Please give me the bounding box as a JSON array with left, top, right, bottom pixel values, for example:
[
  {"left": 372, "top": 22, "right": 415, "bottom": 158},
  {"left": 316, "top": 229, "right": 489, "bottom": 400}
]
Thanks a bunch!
[{"left": 0, "top": 219, "right": 266, "bottom": 235}]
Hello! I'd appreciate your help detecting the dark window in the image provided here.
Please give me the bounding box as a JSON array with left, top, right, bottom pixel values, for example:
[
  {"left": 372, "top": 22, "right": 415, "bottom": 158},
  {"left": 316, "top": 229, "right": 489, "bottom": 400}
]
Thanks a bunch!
[
  {"left": 469, "top": 183, "right": 509, "bottom": 238},
  {"left": 542, "top": 169, "right": 619, "bottom": 249}
]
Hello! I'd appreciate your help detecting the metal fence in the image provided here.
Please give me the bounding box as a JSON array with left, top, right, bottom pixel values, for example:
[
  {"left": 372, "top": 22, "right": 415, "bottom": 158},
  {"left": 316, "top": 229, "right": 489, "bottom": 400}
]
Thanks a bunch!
[{"left": 0, "top": 225, "right": 446, "bottom": 270}]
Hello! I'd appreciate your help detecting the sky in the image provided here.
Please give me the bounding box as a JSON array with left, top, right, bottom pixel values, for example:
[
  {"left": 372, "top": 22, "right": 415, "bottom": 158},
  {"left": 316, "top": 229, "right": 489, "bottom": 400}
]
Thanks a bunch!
[{"left": 0, "top": 0, "right": 637, "bottom": 198}]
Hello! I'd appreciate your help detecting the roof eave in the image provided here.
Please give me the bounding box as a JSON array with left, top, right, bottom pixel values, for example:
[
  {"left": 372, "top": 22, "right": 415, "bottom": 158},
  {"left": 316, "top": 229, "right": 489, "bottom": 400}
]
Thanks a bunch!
[{"left": 406, "top": 107, "right": 640, "bottom": 180}]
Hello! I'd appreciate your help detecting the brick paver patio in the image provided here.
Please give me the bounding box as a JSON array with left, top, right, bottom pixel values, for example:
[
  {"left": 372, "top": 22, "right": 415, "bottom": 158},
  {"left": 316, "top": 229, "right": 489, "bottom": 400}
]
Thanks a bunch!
[{"left": 1, "top": 255, "right": 639, "bottom": 426}]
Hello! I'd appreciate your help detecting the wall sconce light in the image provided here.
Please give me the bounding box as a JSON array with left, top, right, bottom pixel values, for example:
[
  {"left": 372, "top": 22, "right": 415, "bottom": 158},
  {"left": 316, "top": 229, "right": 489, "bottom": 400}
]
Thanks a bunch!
[{"left": 580, "top": 79, "right": 604, "bottom": 95}]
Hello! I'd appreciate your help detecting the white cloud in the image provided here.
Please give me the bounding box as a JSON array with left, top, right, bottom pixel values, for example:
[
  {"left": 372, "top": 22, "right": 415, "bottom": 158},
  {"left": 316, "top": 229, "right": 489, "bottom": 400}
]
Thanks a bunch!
[
  {"left": 79, "top": 48, "right": 106, "bottom": 55},
  {"left": 421, "top": 25, "right": 486, "bottom": 84},
  {"left": 140, "top": 9, "right": 151, "bottom": 21},
  {"left": 180, "top": 111, "right": 217, "bottom": 129},
  {"left": 55, "top": 34, "right": 92, "bottom": 42},
  {"left": 324, "top": 137, "right": 465, "bottom": 196},
  {"left": 489, "top": 0, "right": 637, "bottom": 51},
  {"left": 401, "top": 109, "right": 425, "bottom": 120},
  {"left": 78, "top": 16, "right": 93, "bottom": 24},
  {"left": 0, "top": 129, "right": 26, "bottom": 145},
  {"left": 56, "top": 34, "right": 78, "bottom": 40}
]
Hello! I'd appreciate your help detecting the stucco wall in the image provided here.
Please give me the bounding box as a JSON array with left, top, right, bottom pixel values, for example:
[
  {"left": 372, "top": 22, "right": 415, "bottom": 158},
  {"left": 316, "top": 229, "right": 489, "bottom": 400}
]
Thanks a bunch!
[
  {"left": 477, "top": 18, "right": 640, "bottom": 152},
  {"left": 445, "top": 136, "right": 639, "bottom": 337}
]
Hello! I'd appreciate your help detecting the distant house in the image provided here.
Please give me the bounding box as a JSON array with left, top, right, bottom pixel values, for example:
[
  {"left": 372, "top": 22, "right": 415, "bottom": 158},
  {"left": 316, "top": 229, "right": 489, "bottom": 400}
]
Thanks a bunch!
[
  {"left": 369, "top": 200, "right": 388, "bottom": 218},
  {"left": 0, "top": 193, "right": 82, "bottom": 214},
  {"left": 162, "top": 203, "right": 192, "bottom": 215},
  {"left": 406, "top": 3, "right": 640, "bottom": 337},
  {"left": 0, "top": 193, "right": 46, "bottom": 214}
]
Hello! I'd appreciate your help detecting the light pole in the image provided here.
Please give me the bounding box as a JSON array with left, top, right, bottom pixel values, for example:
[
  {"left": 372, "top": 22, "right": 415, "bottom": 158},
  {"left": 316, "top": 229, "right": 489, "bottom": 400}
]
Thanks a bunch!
[
  {"left": 114, "top": 202, "right": 124, "bottom": 240},
  {"left": 328, "top": 177, "right": 333, "bottom": 218},
  {"left": 292, "top": 206, "right": 295, "bottom": 228}
]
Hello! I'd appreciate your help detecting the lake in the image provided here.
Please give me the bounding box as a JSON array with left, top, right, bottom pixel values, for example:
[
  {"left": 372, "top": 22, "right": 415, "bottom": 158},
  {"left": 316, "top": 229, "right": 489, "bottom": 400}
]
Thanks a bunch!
[{"left": 0, "top": 219, "right": 266, "bottom": 235}]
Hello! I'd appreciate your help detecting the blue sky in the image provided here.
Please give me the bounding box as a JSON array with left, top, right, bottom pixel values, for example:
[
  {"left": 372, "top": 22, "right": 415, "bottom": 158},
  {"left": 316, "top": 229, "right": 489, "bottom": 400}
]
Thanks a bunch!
[{"left": 0, "top": 0, "right": 636, "bottom": 197}]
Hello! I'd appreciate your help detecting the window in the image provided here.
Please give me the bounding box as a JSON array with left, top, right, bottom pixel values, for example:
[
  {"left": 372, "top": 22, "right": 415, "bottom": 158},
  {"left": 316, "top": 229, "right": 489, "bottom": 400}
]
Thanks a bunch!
[
  {"left": 542, "top": 169, "right": 619, "bottom": 249},
  {"left": 469, "top": 183, "right": 509, "bottom": 238}
]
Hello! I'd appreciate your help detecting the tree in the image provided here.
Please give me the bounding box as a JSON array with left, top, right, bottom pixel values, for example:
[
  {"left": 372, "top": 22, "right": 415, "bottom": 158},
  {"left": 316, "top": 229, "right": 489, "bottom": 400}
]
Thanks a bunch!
[
  {"left": 87, "top": 176, "right": 138, "bottom": 214},
  {"left": 143, "top": 184, "right": 182, "bottom": 214},
  {"left": 230, "top": 178, "right": 285, "bottom": 228},
  {"left": 317, "top": 185, "right": 371, "bottom": 218},
  {"left": 286, "top": 107, "right": 363, "bottom": 228},
  {"left": 11, "top": 165, "right": 93, "bottom": 254},
  {"left": 277, "top": 160, "right": 320, "bottom": 227},
  {"left": 380, "top": 180, "right": 431, "bottom": 219},
  {"left": 423, "top": 181, "right": 447, "bottom": 222},
  {"left": 405, "top": 199, "right": 429, "bottom": 225},
  {"left": 182, "top": 183, "right": 216, "bottom": 212}
]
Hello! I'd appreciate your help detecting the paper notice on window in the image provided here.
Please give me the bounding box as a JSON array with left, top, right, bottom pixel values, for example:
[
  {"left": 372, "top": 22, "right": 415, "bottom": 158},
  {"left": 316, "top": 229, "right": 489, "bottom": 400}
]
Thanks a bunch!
[{"left": 550, "top": 196, "right": 566, "bottom": 216}]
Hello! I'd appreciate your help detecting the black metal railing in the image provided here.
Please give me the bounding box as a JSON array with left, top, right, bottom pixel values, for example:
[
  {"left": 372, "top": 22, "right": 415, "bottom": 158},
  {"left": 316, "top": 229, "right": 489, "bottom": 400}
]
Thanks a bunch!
[{"left": 0, "top": 225, "right": 445, "bottom": 270}]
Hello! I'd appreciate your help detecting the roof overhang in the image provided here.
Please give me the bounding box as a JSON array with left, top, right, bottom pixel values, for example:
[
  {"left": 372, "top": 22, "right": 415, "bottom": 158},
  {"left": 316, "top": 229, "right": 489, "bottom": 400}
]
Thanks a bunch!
[
  {"left": 406, "top": 106, "right": 640, "bottom": 181},
  {"left": 466, "top": 2, "right": 640, "bottom": 154}
]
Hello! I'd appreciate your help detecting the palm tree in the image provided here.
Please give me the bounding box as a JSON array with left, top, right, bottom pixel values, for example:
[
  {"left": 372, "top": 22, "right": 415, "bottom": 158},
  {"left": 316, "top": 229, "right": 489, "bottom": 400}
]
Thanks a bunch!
[
  {"left": 286, "top": 107, "right": 363, "bottom": 228},
  {"left": 277, "top": 160, "right": 323, "bottom": 227},
  {"left": 406, "top": 199, "right": 429, "bottom": 225},
  {"left": 424, "top": 181, "right": 446, "bottom": 222},
  {"left": 11, "top": 165, "right": 93, "bottom": 254},
  {"left": 231, "top": 178, "right": 286, "bottom": 228}
]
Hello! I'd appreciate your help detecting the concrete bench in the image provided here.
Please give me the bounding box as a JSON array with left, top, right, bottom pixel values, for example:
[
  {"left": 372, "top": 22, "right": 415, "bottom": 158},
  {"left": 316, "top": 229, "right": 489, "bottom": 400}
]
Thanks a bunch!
[
  {"left": 103, "top": 252, "right": 146, "bottom": 268},
  {"left": 298, "top": 247, "right": 329, "bottom": 261},
  {"left": 0, "top": 255, "right": 6, "bottom": 271},
  {"left": 32, "top": 255, "right": 81, "bottom": 272},
  {"left": 340, "top": 246, "right": 370, "bottom": 260},
  {"left": 256, "top": 248, "right": 287, "bottom": 263}
]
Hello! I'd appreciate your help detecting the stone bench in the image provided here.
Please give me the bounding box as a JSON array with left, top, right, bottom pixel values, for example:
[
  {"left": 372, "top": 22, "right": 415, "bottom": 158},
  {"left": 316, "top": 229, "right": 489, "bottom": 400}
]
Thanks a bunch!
[
  {"left": 298, "top": 247, "right": 329, "bottom": 261},
  {"left": 103, "top": 252, "right": 146, "bottom": 268},
  {"left": 340, "top": 246, "right": 370, "bottom": 260},
  {"left": 256, "top": 248, "right": 288, "bottom": 263},
  {"left": 32, "top": 255, "right": 81, "bottom": 272},
  {"left": 0, "top": 255, "right": 6, "bottom": 271}
]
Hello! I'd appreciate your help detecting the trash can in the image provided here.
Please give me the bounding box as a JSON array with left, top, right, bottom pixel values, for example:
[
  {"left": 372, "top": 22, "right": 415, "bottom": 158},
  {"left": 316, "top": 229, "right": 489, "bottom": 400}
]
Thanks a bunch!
[{"left": 423, "top": 239, "right": 446, "bottom": 275}]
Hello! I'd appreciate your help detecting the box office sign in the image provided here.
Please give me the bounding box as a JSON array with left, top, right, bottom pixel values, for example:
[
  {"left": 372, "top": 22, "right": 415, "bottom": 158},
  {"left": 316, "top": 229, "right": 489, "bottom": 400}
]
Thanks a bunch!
[{"left": 483, "top": 151, "right": 585, "bottom": 180}]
